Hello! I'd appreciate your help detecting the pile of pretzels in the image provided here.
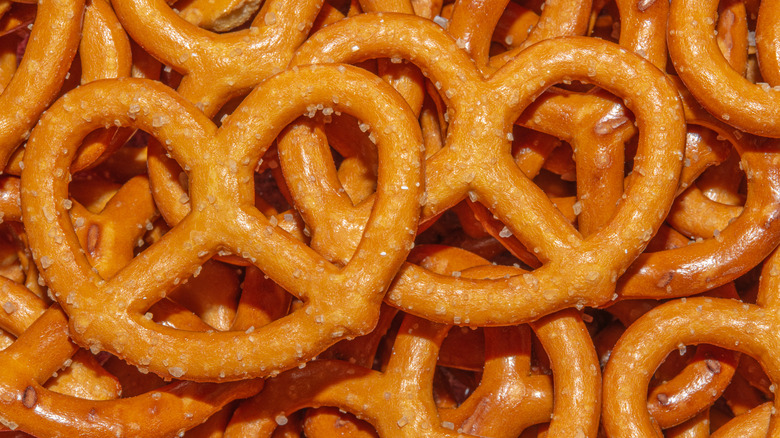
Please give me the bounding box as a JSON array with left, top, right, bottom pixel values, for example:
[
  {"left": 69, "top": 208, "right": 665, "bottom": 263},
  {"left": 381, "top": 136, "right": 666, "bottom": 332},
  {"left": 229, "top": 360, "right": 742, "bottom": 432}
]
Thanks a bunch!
[{"left": 0, "top": 0, "right": 779, "bottom": 436}]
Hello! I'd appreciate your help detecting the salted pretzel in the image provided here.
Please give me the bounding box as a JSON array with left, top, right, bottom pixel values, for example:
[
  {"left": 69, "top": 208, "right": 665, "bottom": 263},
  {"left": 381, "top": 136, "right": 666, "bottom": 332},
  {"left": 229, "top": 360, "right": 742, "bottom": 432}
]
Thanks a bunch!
[
  {"left": 0, "top": 163, "right": 273, "bottom": 435},
  {"left": 668, "top": 0, "right": 780, "bottom": 137},
  {"left": 144, "top": 0, "right": 430, "bottom": 232},
  {"left": 223, "top": 303, "right": 598, "bottom": 437},
  {"left": 68, "top": 0, "right": 138, "bottom": 173},
  {"left": 0, "top": 0, "right": 83, "bottom": 170},
  {"left": 112, "top": 0, "right": 323, "bottom": 116},
  {"left": 441, "top": 0, "right": 627, "bottom": 252},
  {"left": 603, "top": 241, "right": 780, "bottom": 436},
  {"left": 21, "top": 63, "right": 423, "bottom": 381},
  {"left": 301, "top": 304, "right": 397, "bottom": 437},
  {"left": 0, "top": 241, "right": 261, "bottom": 436},
  {"left": 616, "top": 114, "right": 780, "bottom": 300},
  {"left": 0, "top": 304, "right": 262, "bottom": 436},
  {"left": 122, "top": 0, "right": 324, "bottom": 227},
  {"left": 284, "top": 14, "right": 684, "bottom": 324},
  {"left": 599, "top": 285, "right": 742, "bottom": 430},
  {"left": 226, "top": 246, "right": 599, "bottom": 437},
  {"left": 445, "top": 0, "right": 591, "bottom": 71},
  {"left": 0, "top": 271, "right": 122, "bottom": 405}
]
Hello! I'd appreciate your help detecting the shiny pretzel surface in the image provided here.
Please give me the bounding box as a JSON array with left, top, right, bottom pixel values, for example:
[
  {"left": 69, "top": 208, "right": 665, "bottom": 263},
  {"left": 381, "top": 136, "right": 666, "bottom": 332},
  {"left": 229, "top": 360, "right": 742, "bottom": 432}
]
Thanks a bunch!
[{"left": 2, "top": 0, "right": 780, "bottom": 436}]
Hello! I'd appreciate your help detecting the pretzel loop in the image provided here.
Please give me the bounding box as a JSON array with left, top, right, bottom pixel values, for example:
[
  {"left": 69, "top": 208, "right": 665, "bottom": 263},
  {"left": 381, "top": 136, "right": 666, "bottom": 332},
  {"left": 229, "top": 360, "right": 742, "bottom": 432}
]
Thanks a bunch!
[
  {"left": 668, "top": 0, "right": 780, "bottom": 137},
  {"left": 603, "top": 297, "right": 780, "bottom": 437}
]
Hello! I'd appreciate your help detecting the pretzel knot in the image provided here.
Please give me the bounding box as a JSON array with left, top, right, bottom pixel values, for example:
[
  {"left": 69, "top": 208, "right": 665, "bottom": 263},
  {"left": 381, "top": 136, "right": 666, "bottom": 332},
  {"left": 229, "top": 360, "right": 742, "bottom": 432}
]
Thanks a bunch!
[
  {"left": 287, "top": 14, "right": 686, "bottom": 324},
  {"left": 21, "top": 64, "right": 424, "bottom": 382}
]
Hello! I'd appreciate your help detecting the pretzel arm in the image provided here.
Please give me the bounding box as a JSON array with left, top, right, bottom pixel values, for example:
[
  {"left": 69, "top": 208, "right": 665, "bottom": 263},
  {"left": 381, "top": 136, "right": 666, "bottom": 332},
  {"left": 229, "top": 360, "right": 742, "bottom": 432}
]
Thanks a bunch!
[
  {"left": 0, "top": 0, "right": 83, "bottom": 168},
  {"left": 617, "top": 139, "right": 780, "bottom": 299},
  {"left": 668, "top": 0, "right": 780, "bottom": 137}
]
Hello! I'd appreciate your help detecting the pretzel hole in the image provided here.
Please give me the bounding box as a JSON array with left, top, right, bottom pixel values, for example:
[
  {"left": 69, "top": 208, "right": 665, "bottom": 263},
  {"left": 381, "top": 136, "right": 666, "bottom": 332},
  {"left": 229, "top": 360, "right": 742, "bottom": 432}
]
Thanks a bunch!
[{"left": 0, "top": 225, "right": 27, "bottom": 286}]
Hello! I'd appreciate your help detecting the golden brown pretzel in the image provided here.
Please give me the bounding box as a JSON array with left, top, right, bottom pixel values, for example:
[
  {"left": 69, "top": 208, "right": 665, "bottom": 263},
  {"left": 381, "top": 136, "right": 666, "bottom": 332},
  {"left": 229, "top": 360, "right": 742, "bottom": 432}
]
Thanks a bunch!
[
  {"left": 112, "top": 0, "right": 323, "bottom": 115},
  {"left": 668, "top": 0, "right": 780, "bottom": 137},
  {"left": 217, "top": 243, "right": 598, "bottom": 436},
  {"left": 446, "top": 0, "right": 591, "bottom": 71},
  {"left": 21, "top": 65, "right": 423, "bottom": 381},
  {"left": 0, "top": 305, "right": 261, "bottom": 437},
  {"left": 0, "top": 0, "right": 83, "bottom": 169},
  {"left": 0, "top": 249, "right": 260, "bottom": 436},
  {"left": 617, "top": 136, "right": 780, "bottom": 299},
  {"left": 287, "top": 14, "right": 684, "bottom": 324},
  {"left": 756, "top": 0, "right": 780, "bottom": 86},
  {"left": 129, "top": 0, "right": 325, "bottom": 227},
  {"left": 69, "top": 0, "right": 138, "bottom": 172},
  {"left": 223, "top": 307, "right": 598, "bottom": 437},
  {"left": 603, "top": 244, "right": 780, "bottom": 437}
]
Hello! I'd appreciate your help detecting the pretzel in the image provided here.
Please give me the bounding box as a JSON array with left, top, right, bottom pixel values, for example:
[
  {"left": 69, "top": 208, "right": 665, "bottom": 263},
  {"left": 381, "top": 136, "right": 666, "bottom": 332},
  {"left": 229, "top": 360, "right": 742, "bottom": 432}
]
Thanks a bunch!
[
  {"left": 224, "top": 306, "right": 597, "bottom": 437},
  {"left": 112, "top": 0, "right": 322, "bottom": 116},
  {"left": 616, "top": 134, "right": 780, "bottom": 300},
  {"left": 0, "top": 0, "right": 83, "bottom": 169},
  {"left": 446, "top": 0, "right": 591, "bottom": 71},
  {"left": 668, "top": 0, "right": 780, "bottom": 137},
  {"left": 21, "top": 64, "right": 423, "bottom": 381},
  {"left": 287, "top": 14, "right": 684, "bottom": 324},
  {"left": 222, "top": 243, "right": 598, "bottom": 437},
  {"left": 0, "top": 247, "right": 261, "bottom": 436},
  {"left": 0, "top": 303, "right": 263, "bottom": 436},
  {"left": 124, "top": 0, "right": 325, "bottom": 226},
  {"left": 603, "top": 243, "right": 780, "bottom": 436},
  {"left": 0, "top": 274, "right": 122, "bottom": 406},
  {"left": 445, "top": 0, "right": 628, "bottom": 246},
  {"left": 301, "top": 304, "right": 397, "bottom": 437},
  {"left": 68, "top": 0, "right": 137, "bottom": 173}
]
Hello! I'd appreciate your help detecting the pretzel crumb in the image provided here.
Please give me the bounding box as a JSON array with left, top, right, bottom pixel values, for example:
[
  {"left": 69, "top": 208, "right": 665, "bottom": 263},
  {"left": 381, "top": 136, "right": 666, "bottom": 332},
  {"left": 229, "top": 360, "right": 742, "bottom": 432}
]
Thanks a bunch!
[{"left": 2, "top": 302, "right": 15, "bottom": 314}]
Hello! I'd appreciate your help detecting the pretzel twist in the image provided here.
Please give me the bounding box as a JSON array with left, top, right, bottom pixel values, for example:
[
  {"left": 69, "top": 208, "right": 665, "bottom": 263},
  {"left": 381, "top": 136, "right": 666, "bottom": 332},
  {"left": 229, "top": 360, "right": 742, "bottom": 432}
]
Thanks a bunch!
[
  {"left": 112, "top": 0, "right": 323, "bottom": 116},
  {"left": 287, "top": 14, "right": 684, "bottom": 324},
  {"left": 22, "top": 64, "right": 422, "bottom": 381},
  {"left": 617, "top": 138, "right": 780, "bottom": 299}
]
